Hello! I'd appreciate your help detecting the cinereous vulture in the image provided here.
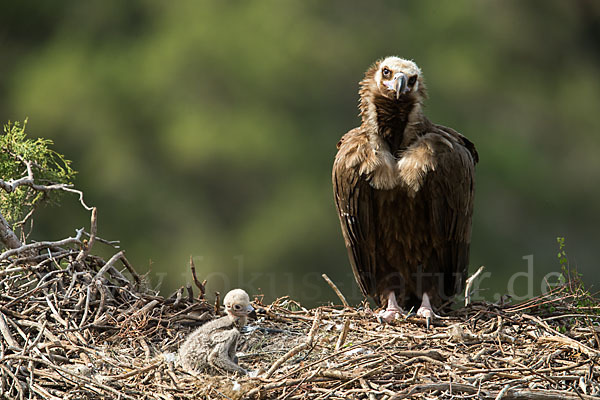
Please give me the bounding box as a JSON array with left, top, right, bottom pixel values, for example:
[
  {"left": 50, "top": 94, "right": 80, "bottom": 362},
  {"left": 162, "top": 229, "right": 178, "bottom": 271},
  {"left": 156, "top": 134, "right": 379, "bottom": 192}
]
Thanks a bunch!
[{"left": 332, "top": 57, "right": 478, "bottom": 324}]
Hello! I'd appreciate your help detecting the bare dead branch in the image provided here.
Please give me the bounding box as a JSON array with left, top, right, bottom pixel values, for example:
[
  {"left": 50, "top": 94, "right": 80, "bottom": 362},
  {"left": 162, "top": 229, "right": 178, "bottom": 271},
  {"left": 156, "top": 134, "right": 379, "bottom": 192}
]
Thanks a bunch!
[
  {"left": 0, "top": 212, "right": 22, "bottom": 249},
  {"left": 264, "top": 308, "right": 322, "bottom": 378},
  {"left": 189, "top": 256, "right": 206, "bottom": 299},
  {"left": 76, "top": 207, "right": 97, "bottom": 263},
  {"left": 321, "top": 274, "right": 349, "bottom": 307},
  {"left": 465, "top": 265, "right": 485, "bottom": 306},
  {"left": 334, "top": 317, "right": 350, "bottom": 352},
  {"left": 0, "top": 228, "right": 84, "bottom": 261}
]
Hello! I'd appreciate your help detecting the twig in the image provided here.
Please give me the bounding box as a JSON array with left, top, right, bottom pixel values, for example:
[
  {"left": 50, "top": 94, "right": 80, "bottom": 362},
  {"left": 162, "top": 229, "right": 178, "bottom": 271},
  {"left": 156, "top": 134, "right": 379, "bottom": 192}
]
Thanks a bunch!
[
  {"left": 61, "top": 187, "right": 94, "bottom": 211},
  {"left": 79, "top": 285, "right": 94, "bottom": 328},
  {"left": 0, "top": 228, "right": 84, "bottom": 261},
  {"left": 76, "top": 207, "right": 97, "bottom": 263},
  {"left": 134, "top": 300, "right": 161, "bottom": 316},
  {"left": 119, "top": 252, "right": 141, "bottom": 285},
  {"left": 264, "top": 308, "right": 322, "bottom": 378},
  {"left": 335, "top": 317, "right": 351, "bottom": 351},
  {"left": 0, "top": 363, "right": 25, "bottom": 400},
  {"left": 318, "top": 365, "right": 385, "bottom": 399},
  {"left": 243, "top": 377, "right": 322, "bottom": 398},
  {"left": 322, "top": 274, "right": 349, "bottom": 307},
  {"left": 495, "top": 384, "right": 512, "bottom": 400},
  {"left": 465, "top": 266, "right": 485, "bottom": 306},
  {"left": 524, "top": 314, "right": 600, "bottom": 357},
  {"left": 214, "top": 291, "right": 221, "bottom": 315},
  {"left": 279, "top": 337, "right": 385, "bottom": 380},
  {"left": 82, "top": 231, "right": 120, "bottom": 247},
  {"left": 360, "top": 378, "right": 377, "bottom": 400},
  {"left": 93, "top": 281, "right": 107, "bottom": 323},
  {"left": 189, "top": 256, "right": 206, "bottom": 299},
  {"left": 186, "top": 284, "right": 194, "bottom": 302},
  {"left": 391, "top": 382, "right": 480, "bottom": 399},
  {"left": 0, "top": 354, "right": 137, "bottom": 400},
  {"left": 0, "top": 160, "right": 72, "bottom": 194},
  {"left": 93, "top": 250, "right": 125, "bottom": 281},
  {"left": 0, "top": 312, "right": 19, "bottom": 348},
  {"left": 280, "top": 367, "right": 322, "bottom": 400},
  {"left": 104, "top": 361, "right": 162, "bottom": 379}
]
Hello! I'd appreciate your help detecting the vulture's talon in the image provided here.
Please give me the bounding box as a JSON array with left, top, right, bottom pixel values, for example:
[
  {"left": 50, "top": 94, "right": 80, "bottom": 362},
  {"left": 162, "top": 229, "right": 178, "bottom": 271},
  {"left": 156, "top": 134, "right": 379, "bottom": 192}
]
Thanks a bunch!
[
  {"left": 376, "top": 291, "right": 405, "bottom": 324},
  {"left": 376, "top": 308, "right": 404, "bottom": 324},
  {"left": 416, "top": 306, "right": 433, "bottom": 320},
  {"left": 416, "top": 296, "right": 438, "bottom": 329}
]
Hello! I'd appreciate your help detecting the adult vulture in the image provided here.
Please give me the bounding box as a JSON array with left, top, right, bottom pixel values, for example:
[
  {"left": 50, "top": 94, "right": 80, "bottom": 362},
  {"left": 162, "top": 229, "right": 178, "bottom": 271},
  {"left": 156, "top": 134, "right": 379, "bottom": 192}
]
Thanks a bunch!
[{"left": 332, "top": 57, "right": 478, "bottom": 324}]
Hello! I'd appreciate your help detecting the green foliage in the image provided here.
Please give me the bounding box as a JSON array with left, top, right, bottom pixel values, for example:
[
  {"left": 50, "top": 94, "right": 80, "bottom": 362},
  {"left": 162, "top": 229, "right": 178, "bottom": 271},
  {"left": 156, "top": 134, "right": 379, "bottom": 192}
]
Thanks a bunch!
[
  {"left": 0, "top": 120, "right": 75, "bottom": 229},
  {"left": 556, "top": 237, "right": 568, "bottom": 285},
  {"left": 557, "top": 236, "right": 581, "bottom": 287},
  {"left": 557, "top": 237, "right": 568, "bottom": 270},
  {"left": 556, "top": 237, "right": 599, "bottom": 314}
]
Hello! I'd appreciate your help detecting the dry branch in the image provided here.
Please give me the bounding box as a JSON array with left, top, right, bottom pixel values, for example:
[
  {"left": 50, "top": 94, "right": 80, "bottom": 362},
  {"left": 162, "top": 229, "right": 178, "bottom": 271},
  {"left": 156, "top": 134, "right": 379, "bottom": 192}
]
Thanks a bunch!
[
  {"left": 264, "top": 308, "right": 322, "bottom": 379},
  {"left": 465, "top": 265, "right": 485, "bottom": 306},
  {"left": 0, "top": 229, "right": 84, "bottom": 261},
  {"left": 189, "top": 256, "right": 206, "bottom": 299},
  {"left": 0, "top": 212, "right": 22, "bottom": 249},
  {"left": 75, "top": 207, "right": 97, "bottom": 263},
  {"left": 321, "top": 274, "right": 350, "bottom": 307}
]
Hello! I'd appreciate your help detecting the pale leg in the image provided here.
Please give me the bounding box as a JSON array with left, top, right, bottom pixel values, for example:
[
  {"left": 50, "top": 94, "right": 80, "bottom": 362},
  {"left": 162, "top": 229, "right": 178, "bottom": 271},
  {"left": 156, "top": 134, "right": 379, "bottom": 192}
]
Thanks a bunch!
[
  {"left": 416, "top": 292, "right": 438, "bottom": 329},
  {"left": 377, "top": 291, "right": 404, "bottom": 323}
]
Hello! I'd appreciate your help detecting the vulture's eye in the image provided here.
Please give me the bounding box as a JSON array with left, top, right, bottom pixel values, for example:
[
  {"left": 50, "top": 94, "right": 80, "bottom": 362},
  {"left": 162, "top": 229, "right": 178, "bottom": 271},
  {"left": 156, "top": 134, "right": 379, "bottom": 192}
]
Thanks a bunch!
[
  {"left": 382, "top": 67, "right": 392, "bottom": 78},
  {"left": 407, "top": 75, "right": 417, "bottom": 86},
  {"left": 233, "top": 304, "right": 242, "bottom": 310}
]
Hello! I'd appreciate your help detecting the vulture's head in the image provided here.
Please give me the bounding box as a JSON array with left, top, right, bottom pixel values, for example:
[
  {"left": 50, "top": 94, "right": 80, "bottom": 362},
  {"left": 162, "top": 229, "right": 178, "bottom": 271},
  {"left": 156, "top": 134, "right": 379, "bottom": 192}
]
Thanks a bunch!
[
  {"left": 223, "top": 288, "right": 254, "bottom": 325},
  {"left": 374, "top": 57, "right": 423, "bottom": 100},
  {"left": 359, "top": 56, "right": 427, "bottom": 119}
]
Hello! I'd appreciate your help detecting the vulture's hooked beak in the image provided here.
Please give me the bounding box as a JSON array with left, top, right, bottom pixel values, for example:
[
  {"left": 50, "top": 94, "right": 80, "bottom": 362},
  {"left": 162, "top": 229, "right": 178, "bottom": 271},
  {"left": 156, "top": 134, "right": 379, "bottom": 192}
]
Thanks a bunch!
[
  {"left": 394, "top": 73, "right": 407, "bottom": 99},
  {"left": 384, "top": 72, "right": 408, "bottom": 99}
]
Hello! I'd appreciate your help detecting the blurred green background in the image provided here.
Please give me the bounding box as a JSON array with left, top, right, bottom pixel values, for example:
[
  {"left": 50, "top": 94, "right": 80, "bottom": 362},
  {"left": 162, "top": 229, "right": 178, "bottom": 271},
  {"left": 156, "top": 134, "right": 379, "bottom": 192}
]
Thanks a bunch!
[{"left": 1, "top": 0, "right": 599, "bottom": 306}]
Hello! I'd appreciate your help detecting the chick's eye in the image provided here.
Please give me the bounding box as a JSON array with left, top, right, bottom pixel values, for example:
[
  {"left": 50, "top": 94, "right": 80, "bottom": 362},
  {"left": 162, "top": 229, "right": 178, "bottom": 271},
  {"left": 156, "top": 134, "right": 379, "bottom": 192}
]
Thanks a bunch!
[
  {"left": 233, "top": 304, "right": 241, "bottom": 310},
  {"left": 407, "top": 75, "right": 417, "bottom": 86},
  {"left": 382, "top": 67, "right": 391, "bottom": 78}
]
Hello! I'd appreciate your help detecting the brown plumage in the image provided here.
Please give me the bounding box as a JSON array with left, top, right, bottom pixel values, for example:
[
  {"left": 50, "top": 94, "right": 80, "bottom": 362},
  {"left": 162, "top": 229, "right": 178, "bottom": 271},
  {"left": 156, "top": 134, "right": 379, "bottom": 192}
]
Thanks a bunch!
[{"left": 332, "top": 57, "right": 478, "bottom": 322}]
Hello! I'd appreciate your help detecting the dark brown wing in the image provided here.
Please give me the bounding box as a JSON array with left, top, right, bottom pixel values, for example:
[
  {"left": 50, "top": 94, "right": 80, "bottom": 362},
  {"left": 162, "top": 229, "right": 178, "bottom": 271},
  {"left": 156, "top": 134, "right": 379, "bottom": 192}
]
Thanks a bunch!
[
  {"left": 332, "top": 128, "right": 378, "bottom": 297},
  {"left": 424, "top": 125, "right": 477, "bottom": 301}
]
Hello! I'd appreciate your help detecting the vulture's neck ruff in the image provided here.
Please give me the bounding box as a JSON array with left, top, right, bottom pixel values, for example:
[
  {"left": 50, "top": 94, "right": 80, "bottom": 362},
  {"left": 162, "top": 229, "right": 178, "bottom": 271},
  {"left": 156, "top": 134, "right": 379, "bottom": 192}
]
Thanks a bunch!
[{"left": 359, "top": 57, "right": 426, "bottom": 156}]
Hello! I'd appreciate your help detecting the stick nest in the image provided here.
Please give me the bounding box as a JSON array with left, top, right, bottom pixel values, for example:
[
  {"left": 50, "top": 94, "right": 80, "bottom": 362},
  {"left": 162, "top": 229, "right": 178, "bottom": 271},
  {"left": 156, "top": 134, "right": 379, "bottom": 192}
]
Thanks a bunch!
[{"left": 1, "top": 240, "right": 599, "bottom": 400}]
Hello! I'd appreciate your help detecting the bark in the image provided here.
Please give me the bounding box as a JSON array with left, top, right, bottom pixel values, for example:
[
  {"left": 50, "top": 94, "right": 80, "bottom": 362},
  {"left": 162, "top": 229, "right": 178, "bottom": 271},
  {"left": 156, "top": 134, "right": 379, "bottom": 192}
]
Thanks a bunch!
[{"left": 0, "top": 211, "right": 22, "bottom": 250}]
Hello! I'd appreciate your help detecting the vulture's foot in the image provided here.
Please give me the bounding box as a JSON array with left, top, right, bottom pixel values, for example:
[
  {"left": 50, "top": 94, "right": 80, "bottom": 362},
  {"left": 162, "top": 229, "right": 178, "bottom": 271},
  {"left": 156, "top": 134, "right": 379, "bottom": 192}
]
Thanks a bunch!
[
  {"left": 377, "top": 291, "right": 405, "bottom": 323},
  {"left": 416, "top": 293, "right": 439, "bottom": 329},
  {"left": 377, "top": 307, "right": 404, "bottom": 323},
  {"left": 416, "top": 306, "right": 434, "bottom": 329}
]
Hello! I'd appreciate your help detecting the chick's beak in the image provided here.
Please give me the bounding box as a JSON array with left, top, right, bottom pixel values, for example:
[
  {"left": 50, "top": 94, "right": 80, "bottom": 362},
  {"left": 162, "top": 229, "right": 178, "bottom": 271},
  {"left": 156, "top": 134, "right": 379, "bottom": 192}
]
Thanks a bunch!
[{"left": 229, "top": 303, "right": 255, "bottom": 317}]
